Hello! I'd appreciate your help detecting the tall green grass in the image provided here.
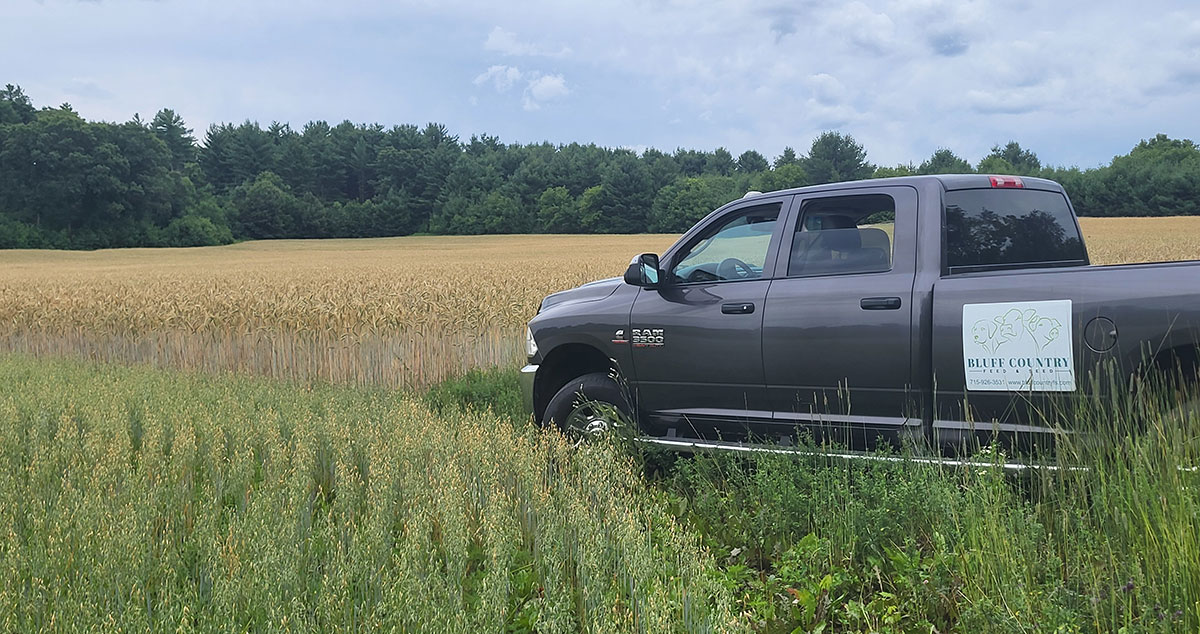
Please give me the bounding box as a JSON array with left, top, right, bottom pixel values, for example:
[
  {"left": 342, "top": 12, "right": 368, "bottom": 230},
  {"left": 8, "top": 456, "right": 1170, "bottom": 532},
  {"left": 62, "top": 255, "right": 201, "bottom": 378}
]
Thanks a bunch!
[
  {"left": 4, "top": 355, "right": 1198, "bottom": 632},
  {"left": 0, "top": 357, "right": 734, "bottom": 633},
  {"left": 664, "top": 373, "right": 1200, "bottom": 632}
]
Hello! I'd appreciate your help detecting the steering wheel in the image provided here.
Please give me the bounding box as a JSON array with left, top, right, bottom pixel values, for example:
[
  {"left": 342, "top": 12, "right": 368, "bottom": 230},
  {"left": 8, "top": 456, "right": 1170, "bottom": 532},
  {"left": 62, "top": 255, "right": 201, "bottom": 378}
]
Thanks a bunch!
[{"left": 716, "top": 257, "right": 755, "bottom": 280}]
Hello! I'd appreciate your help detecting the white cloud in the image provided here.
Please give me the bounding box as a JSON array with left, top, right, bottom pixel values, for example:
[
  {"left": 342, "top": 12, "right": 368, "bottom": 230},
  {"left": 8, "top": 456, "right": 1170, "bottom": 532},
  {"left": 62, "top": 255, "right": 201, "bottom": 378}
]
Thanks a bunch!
[
  {"left": 806, "top": 73, "right": 847, "bottom": 107},
  {"left": 473, "top": 65, "right": 523, "bottom": 92},
  {"left": 822, "top": 2, "right": 897, "bottom": 56},
  {"left": 526, "top": 74, "right": 567, "bottom": 101},
  {"left": 473, "top": 65, "right": 569, "bottom": 111},
  {"left": 485, "top": 27, "right": 535, "bottom": 55},
  {"left": 484, "top": 26, "right": 571, "bottom": 57},
  {"left": 522, "top": 73, "right": 569, "bottom": 110}
]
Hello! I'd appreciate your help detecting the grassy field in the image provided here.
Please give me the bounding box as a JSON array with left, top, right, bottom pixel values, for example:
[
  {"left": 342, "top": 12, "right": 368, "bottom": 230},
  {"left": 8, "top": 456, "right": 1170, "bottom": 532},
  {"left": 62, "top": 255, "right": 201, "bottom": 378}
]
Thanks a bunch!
[
  {"left": 2, "top": 218, "right": 1200, "bottom": 631},
  {"left": 0, "top": 357, "right": 734, "bottom": 632},
  {"left": 2, "top": 357, "right": 1197, "bottom": 632},
  {"left": 2, "top": 217, "right": 1200, "bottom": 389}
]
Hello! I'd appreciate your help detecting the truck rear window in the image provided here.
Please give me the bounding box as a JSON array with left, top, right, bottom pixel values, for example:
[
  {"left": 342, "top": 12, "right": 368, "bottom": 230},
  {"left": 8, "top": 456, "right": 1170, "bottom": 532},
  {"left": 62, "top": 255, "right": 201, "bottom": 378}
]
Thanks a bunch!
[{"left": 944, "top": 189, "right": 1086, "bottom": 273}]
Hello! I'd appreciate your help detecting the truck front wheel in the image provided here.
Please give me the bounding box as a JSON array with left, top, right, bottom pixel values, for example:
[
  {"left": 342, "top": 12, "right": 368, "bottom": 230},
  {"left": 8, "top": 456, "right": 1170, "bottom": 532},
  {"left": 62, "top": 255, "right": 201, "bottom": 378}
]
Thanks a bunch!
[{"left": 543, "top": 372, "right": 634, "bottom": 444}]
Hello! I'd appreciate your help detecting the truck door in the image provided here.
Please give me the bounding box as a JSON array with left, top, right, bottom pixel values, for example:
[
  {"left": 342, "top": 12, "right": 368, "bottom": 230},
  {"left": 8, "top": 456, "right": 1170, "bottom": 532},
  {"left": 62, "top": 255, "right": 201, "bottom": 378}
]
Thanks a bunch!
[
  {"left": 761, "top": 186, "right": 919, "bottom": 442},
  {"left": 629, "top": 197, "right": 789, "bottom": 437},
  {"left": 930, "top": 184, "right": 1093, "bottom": 443}
]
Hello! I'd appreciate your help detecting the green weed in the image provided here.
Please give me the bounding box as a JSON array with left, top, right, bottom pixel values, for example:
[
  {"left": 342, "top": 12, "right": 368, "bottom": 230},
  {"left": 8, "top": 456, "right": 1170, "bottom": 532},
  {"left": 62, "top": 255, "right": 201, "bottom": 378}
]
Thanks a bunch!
[
  {"left": 663, "top": 373, "right": 1200, "bottom": 632},
  {"left": 422, "top": 366, "right": 526, "bottom": 422}
]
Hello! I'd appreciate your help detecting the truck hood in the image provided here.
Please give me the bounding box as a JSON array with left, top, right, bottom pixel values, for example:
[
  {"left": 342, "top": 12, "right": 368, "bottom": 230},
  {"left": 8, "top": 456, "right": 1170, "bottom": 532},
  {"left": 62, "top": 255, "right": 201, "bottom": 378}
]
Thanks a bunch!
[{"left": 539, "top": 277, "right": 623, "bottom": 312}]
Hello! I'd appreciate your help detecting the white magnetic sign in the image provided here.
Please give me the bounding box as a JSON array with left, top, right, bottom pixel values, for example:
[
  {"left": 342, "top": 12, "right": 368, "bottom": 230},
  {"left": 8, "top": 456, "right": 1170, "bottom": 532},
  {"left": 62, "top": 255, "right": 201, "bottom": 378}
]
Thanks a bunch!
[{"left": 962, "top": 300, "right": 1075, "bottom": 392}]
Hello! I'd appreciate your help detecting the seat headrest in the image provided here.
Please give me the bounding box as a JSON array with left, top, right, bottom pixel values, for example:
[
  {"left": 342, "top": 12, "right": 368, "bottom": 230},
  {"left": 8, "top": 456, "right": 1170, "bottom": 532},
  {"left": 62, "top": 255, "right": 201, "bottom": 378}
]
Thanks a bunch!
[
  {"left": 821, "top": 215, "right": 857, "bottom": 230},
  {"left": 816, "top": 227, "right": 861, "bottom": 251}
]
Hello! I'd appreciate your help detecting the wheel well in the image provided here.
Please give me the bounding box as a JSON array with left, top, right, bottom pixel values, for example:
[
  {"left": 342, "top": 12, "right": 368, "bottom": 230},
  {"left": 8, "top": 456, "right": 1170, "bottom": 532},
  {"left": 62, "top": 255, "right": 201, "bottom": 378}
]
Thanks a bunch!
[{"left": 534, "top": 344, "right": 614, "bottom": 422}]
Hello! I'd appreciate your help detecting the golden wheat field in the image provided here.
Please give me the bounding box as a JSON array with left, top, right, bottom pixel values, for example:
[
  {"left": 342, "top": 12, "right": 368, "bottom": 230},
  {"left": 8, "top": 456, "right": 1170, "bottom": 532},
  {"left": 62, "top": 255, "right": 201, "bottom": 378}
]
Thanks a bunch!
[
  {"left": 0, "top": 234, "right": 676, "bottom": 387},
  {"left": 1, "top": 217, "right": 1198, "bottom": 388}
]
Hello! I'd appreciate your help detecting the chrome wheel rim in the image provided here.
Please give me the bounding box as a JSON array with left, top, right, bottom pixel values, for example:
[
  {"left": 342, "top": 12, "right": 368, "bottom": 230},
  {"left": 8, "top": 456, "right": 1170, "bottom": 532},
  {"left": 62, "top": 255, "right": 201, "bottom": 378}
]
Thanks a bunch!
[{"left": 563, "top": 402, "right": 627, "bottom": 446}]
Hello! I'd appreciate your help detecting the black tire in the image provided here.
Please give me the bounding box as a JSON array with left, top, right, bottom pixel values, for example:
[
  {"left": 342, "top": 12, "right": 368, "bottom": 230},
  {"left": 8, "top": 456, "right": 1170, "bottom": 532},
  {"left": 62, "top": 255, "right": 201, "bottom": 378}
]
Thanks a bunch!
[{"left": 543, "top": 372, "right": 634, "bottom": 443}]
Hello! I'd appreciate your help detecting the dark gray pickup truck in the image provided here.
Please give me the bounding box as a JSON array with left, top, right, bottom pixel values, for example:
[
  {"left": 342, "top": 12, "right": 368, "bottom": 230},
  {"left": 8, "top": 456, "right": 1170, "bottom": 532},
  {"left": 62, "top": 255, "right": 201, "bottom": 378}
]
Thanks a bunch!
[{"left": 521, "top": 174, "right": 1200, "bottom": 448}]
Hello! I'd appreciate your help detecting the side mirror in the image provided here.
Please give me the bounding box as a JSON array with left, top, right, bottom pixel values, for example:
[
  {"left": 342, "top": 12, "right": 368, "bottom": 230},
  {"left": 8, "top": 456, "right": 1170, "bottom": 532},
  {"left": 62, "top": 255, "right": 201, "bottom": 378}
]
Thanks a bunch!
[{"left": 623, "top": 253, "right": 661, "bottom": 287}]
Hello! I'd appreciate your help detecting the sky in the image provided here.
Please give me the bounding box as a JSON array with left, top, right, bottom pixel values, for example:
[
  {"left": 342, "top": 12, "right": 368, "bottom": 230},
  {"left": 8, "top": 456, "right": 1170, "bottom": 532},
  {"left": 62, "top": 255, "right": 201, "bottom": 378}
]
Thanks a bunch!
[{"left": 3, "top": 0, "right": 1199, "bottom": 168}]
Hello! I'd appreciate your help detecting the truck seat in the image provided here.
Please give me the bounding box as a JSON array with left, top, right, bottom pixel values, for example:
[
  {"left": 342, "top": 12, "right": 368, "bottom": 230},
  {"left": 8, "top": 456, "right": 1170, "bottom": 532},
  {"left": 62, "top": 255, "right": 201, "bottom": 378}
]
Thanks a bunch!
[{"left": 789, "top": 226, "right": 891, "bottom": 276}]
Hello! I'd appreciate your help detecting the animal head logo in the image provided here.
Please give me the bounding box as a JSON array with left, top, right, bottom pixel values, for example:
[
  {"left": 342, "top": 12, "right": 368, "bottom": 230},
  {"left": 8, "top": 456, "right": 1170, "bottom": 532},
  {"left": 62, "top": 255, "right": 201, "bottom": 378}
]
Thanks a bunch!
[
  {"left": 971, "top": 320, "right": 995, "bottom": 348},
  {"left": 971, "top": 308, "right": 1063, "bottom": 354}
]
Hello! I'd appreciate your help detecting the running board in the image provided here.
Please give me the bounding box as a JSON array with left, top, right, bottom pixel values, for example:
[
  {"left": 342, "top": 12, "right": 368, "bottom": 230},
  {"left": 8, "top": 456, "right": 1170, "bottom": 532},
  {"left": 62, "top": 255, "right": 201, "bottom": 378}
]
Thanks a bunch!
[{"left": 635, "top": 435, "right": 1089, "bottom": 473}]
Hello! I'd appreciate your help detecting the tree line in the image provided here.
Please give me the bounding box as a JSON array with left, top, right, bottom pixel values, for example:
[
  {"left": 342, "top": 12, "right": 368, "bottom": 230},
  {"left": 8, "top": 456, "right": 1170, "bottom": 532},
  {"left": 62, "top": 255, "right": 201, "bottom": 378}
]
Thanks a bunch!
[{"left": 2, "top": 83, "right": 1198, "bottom": 249}]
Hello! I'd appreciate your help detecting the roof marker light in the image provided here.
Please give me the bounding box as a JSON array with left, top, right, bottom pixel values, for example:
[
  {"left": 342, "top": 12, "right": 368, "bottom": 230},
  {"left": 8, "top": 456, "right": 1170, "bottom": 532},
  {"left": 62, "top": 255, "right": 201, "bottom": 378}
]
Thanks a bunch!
[{"left": 989, "top": 175, "right": 1025, "bottom": 188}]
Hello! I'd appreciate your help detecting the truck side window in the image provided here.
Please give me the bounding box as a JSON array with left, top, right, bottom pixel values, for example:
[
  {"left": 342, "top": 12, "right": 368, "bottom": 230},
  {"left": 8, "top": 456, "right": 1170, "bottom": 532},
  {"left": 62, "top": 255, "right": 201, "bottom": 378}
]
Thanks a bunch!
[
  {"left": 944, "top": 189, "right": 1086, "bottom": 272},
  {"left": 670, "top": 204, "right": 780, "bottom": 283},
  {"left": 788, "top": 194, "right": 894, "bottom": 277}
]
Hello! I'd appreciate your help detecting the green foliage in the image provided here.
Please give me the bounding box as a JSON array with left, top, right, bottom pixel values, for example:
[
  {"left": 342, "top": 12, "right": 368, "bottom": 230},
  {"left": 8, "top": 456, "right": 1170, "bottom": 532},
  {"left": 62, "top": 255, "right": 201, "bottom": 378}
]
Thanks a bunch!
[
  {"left": 977, "top": 155, "right": 1017, "bottom": 175},
  {"left": 874, "top": 163, "right": 917, "bottom": 178},
  {"left": 229, "top": 171, "right": 311, "bottom": 239},
  {"left": 773, "top": 146, "right": 800, "bottom": 168},
  {"left": 164, "top": 214, "right": 234, "bottom": 247},
  {"left": 919, "top": 148, "right": 973, "bottom": 174},
  {"left": 641, "top": 147, "right": 683, "bottom": 191},
  {"left": 575, "top": 184, "right": 607, "bottom": 232},
  {"left": 4, "top": 353, "right": 1200, "bottom": 631},
  {"left": 150, "top": 108, "right": 196, "bottom": 170},
  {"left": 804, "top": 131, "right": 876, "bottom": 184},
  {"left": 423, "top": 366, "right": 526, "bottom": 422},
  {"left": 3, "top": 81, "right": 1199, "bottom": 250},
  {"left": 474, "top": 190, "right": 528, "bottom": 234},
  {"left": 595, "top": 150, "right": 654, "bottom": 233},
  {"left": 1081, "top": 134, "right": 1200, "bottom": 217},
  {"left": 0, "top": 84, "right": 36, "bottom": 125},
  {"left": 979, "top": 141, "right": 1041, "bottom": 175},
  {"left": 0, "top": 90, "right": 235, "bottom": 250},
  {"left": 431, "top": 190, "right": 529, "bottom": 235},
  {"left": 753, "top": 163, "right": 810, "bottom": 193},
  {"left": 709, "top": 147, "right": 735, "bottom": 176},
  {"left": 660, "top": 370, "right": 1200, "bottom": 631},
  {"left": 0, "top": 215, "right": 45, "bottom": 248},
  {"left": 649, "top": 176, "right": 741, "bottom": 233},
  {"left": 536, "top": 185, "right": 578, "bottom": 233},
  {"left": 673, "top": 148, "right": 710, "bottom": 176},
  {"left": 735, "top": 149, "right": 769, "bottom": 173},
  {"left": 0, "top": 357, "right": 735, "bottom": 632}
]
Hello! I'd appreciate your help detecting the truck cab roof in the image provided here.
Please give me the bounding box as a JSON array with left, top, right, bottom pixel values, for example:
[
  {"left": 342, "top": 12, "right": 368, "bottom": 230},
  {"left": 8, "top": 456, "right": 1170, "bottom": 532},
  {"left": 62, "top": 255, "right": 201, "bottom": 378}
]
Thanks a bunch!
[{"left": 747, "top": 174, "right": 1065, "bottom": 200}]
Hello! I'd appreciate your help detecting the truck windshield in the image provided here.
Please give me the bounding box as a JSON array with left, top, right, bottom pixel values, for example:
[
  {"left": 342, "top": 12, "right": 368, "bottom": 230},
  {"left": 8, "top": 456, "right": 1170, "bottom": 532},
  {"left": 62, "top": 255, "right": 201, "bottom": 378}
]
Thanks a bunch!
[{"left": 944, "top": 189, "right": 1086, "bottom": 273}]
